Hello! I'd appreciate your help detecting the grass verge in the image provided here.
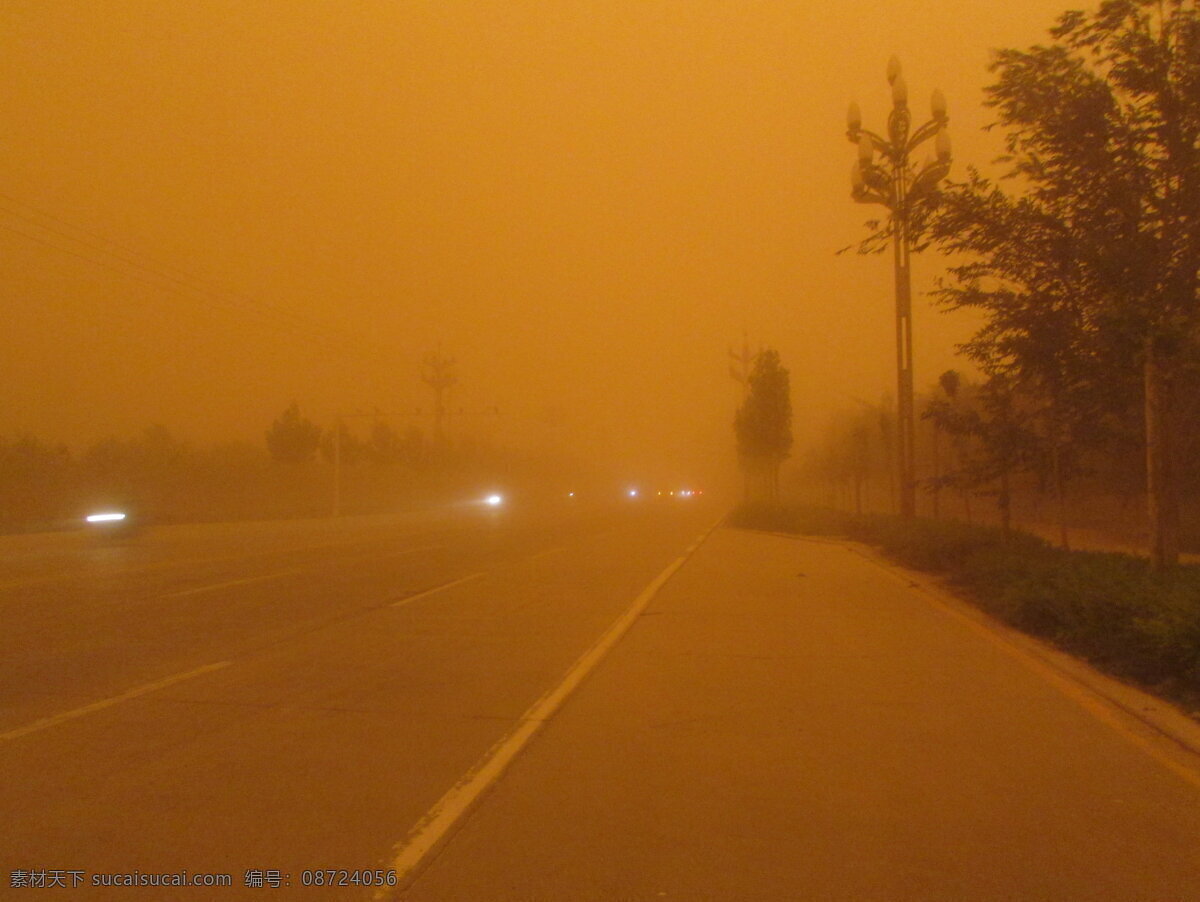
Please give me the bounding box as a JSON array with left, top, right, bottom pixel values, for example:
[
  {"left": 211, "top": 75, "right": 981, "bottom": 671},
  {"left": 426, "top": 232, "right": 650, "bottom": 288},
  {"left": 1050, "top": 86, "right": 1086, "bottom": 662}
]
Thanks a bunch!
[{"left": 729, "top": 502, "right": 1200, "bottom": 717}]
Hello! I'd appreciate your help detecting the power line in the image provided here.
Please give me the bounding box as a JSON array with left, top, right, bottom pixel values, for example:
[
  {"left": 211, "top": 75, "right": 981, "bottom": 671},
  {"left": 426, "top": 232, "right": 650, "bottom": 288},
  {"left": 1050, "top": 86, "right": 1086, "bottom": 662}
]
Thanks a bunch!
[
  {"left": 0, "top": 219, "right": 371, "bottom": 412},
  {"left": 0, "top": 216, "right": 409, "bottom": 422},
  {"left": 0, "top": 215, "right": 343, "bottom": 367},
  {"left": 0, "top": 192, "right": 322, "bottom": 331},
  {"left": 0, "top": 192, "right": 410, "bottom": 371}
]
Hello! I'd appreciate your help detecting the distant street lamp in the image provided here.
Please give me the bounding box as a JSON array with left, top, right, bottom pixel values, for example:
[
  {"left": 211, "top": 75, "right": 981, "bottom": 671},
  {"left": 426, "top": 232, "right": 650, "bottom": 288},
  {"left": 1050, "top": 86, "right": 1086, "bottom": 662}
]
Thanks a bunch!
[{"left": 846, "top": 57, "right": 951, "bottom": 518}]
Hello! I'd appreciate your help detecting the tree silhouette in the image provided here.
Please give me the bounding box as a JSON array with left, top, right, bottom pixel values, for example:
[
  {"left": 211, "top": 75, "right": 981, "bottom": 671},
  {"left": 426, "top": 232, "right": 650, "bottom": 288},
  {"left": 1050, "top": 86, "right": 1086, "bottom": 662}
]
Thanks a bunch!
[
  {"left": 734, "top": 349, "right": 793, "bottom": 503},
  {"left": 265, "top": 403, "right": 321, "bottom": 464},
  {"left": 928, "top": 0, "right": 1200, "bottom": 567},
  {"left": 924, "top": 375, "right": 1039, "bottom": 537}
]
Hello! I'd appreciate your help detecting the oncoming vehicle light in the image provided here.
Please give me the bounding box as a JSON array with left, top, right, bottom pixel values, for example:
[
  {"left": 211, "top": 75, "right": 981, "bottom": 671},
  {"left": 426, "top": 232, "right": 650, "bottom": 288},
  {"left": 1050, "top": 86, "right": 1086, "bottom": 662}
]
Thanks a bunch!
[
  {"left": 86, "top": 512, "right": 126, "bottom": 523},
  {"left": 485, "top": 494, "right": 503, "bottom": 507}
]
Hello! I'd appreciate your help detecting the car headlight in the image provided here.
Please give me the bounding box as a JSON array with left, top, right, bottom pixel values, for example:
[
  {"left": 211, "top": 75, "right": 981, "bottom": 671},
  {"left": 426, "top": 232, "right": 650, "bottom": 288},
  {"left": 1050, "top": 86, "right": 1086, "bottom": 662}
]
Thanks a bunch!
[{"left": 85, "top": 511, "right": 127, "bottom": 524}]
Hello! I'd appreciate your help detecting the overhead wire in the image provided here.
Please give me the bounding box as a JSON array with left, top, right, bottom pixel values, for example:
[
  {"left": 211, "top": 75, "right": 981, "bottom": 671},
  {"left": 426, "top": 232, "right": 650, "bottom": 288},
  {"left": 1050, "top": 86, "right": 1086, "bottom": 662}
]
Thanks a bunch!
[
  {"left": 0, "top": 192, "right": 412, "bottom": 376},
  {"left": 0, "top": 217, "right": 364, "bottom": 419},
  {"left": 0, "top": 203, "right": 420, "bottom": 422},
  {"left": 0, "top": 191, "right": 511, "bottom": 432},
  {"left": 0, "top": 192, "right": 416, "bottom": 412}
]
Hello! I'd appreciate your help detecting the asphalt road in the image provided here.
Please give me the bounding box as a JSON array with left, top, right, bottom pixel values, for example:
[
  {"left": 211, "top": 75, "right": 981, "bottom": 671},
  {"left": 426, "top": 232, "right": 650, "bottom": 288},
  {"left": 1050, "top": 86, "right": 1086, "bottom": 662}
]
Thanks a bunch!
[
  {"left": 1, "top": 497, "right": 717, "bottom": 897},
  {"left": 4, "top": 502, "right": 1200, "bottom": 900}
]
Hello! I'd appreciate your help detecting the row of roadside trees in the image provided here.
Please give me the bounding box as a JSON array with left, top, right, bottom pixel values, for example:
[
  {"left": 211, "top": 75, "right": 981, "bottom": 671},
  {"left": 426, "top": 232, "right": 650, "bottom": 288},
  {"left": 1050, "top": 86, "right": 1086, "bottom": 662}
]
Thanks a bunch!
[
  {"left": 802, "top": 368, "right": 1189, "bottom": 542},
  {"left": 0, "top": 404, "right": 495, "bottom": 532},
  {"left": 265, "top": 403, "right": 431, "bottom": 467},
  {"left": 838, "top": 0, "right": 1200, "bottom": 570}
]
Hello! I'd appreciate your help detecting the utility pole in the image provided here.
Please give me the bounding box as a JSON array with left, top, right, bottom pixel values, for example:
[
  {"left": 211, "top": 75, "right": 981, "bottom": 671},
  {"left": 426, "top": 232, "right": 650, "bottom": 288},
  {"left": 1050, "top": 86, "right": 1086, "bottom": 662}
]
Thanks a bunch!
[
  {"left": 728, "top": 332, "right": 755, "bottom": 399},
  {"left": 333, "top": 413, "right": 343, "bottom": 518},
  {"left": 421, "top": 350, "right": 458, "bottom": 450},
  {"left": 730, "top": 333, "right": 758, "bottom": 501}
]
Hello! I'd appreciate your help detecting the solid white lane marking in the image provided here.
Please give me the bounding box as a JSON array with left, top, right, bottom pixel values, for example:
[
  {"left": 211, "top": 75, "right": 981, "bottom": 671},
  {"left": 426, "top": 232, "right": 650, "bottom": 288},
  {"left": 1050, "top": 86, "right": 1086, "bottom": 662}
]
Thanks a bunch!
[
  {"left": 377, "top": 516, "right": 724, "bottom": 896},
  {"left": 0, "top": 661, "right": 231, "bottom": 742},
  {"left": 390, "top": 573, "right": 486, "bottom": 608},
  {"left": 159, "top": 571, "right": 296, "bottom": 599}
]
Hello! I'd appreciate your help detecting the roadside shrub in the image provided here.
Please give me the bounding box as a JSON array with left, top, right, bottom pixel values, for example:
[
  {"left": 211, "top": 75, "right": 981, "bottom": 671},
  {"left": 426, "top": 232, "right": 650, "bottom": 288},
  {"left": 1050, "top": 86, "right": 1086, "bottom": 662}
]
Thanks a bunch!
[{"left": 848, "top": 515, "right": 1047, "bottom": 572}]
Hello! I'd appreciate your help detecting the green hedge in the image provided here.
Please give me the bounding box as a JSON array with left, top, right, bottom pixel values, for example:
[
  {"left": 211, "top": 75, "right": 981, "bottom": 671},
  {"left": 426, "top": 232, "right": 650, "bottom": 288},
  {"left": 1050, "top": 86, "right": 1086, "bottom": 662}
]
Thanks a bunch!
[{"left": 729, "top": 503, "right": 1200, "bottom": 711}]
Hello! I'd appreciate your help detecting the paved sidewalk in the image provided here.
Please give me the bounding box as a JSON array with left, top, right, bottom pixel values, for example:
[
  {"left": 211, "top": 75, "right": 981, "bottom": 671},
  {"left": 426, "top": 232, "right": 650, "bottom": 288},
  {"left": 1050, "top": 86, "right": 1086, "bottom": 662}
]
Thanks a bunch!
[{"left": 401, "top": 527, "right": 1200, "bottom": 901}]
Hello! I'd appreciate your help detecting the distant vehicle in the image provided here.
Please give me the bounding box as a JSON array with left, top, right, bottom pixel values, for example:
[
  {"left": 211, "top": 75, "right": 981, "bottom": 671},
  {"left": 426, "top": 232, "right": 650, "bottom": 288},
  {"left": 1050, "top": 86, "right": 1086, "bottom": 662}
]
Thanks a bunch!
[{"left": 651, "top": 488, "right": 703, "bottom": 500}]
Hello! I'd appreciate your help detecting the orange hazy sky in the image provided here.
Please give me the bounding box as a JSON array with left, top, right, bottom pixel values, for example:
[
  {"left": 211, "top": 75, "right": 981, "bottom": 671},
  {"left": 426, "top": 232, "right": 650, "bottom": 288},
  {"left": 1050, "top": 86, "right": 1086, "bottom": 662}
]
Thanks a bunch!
[{"left": 1, "top": 0, "right": 1079, "bottom": 483}]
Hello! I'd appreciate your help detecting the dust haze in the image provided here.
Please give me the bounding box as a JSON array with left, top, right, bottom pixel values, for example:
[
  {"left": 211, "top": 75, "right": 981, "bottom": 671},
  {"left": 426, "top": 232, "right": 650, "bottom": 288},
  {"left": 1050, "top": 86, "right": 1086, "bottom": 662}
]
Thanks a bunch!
[{"left": 0, "top": 1, "right": 1072, "bottom": 514}]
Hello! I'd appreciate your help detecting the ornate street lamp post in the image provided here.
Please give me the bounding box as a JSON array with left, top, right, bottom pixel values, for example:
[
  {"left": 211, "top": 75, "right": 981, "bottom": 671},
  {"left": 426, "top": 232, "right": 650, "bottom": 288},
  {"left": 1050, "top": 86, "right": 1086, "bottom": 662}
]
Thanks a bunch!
[{"left": 846, "top": 57, "right": 951, "bottom": 518}]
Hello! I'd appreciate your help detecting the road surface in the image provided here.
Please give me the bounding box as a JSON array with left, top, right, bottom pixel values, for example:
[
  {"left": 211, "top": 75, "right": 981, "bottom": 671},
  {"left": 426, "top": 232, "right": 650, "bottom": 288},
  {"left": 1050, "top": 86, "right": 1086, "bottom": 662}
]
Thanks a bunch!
[{"left": 3, "top": 502, "right": 1200, "bottom": 899}]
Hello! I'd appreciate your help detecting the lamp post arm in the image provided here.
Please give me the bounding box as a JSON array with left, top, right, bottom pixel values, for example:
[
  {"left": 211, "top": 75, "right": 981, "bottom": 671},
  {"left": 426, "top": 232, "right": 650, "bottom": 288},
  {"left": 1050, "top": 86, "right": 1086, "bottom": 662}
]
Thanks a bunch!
[
  {"left": 847, "top": 127, "right": 892, "bottom": 155},
  {"left": 859, "top": 162, "right": 895, "bottom": 196},
  {"left": 909, "top": 159, "right": 951, "bottom": 199},
  {"left": 851, "top": 189, "right": 892, "bottom": 206},
  {"left": 906, "top": 118, "right": 944, "bottom": 154}
]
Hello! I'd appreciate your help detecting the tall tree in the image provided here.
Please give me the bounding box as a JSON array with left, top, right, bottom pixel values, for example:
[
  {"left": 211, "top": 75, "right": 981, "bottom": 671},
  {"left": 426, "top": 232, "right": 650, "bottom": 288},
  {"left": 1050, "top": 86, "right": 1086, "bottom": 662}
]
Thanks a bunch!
[
  {"left": 734, "top": 349, "right": 793, "bottom": 503},
  {"left": 265, "top": 402, "right": 322, "bottom": 464},
  {"left": 929, "top": 0, "right": 1200, "bottom": 568},
  {"left": 924, "top": 374, "right": 1039, "bottom": 537}
]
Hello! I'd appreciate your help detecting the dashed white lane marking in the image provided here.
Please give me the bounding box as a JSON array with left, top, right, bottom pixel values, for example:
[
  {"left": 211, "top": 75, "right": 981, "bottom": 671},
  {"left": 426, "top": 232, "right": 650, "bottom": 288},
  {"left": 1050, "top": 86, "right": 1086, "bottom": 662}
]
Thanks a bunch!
[
  {"left": 0, "top": 530, "right": 466, "bottom": 593},
  {"left": 390, "top": 573, "right": 486, "bottom": 608},
  {"left": 0, "top": 661, "right": 231, "bottom": 742},
  {"left": 377, "top": 517, "right": 723, "bottom": 897},
  {"left": 159, "top": 571, "right": 297, "bottom": 599},
  {"left": 339, "top": 544, "right": 447, "bottom": 565},
  {"left": 158, "top": 544, "right": 446, "bottom": 599}
]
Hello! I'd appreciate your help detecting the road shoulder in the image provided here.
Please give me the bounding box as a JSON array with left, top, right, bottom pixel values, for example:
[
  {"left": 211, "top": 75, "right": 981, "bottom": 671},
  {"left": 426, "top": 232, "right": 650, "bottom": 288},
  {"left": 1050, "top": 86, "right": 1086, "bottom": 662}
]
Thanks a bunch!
[{"left": 795, "top": 530, "right": 1200, "bottom": 772}]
